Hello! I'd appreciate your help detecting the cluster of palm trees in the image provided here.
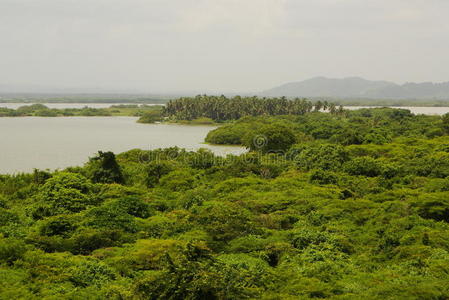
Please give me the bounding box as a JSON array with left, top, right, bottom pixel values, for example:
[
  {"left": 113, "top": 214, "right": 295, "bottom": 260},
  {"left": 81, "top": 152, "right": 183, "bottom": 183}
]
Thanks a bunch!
[{"left": 163, "top": 95, "right": 343, "bottom": 121}]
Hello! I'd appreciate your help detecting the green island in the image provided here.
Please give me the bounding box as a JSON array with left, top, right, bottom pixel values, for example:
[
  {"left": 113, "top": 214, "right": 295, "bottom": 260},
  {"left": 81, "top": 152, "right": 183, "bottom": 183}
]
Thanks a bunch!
[{"left": 2, "top": 97, "right": 449, "bottom": 299}]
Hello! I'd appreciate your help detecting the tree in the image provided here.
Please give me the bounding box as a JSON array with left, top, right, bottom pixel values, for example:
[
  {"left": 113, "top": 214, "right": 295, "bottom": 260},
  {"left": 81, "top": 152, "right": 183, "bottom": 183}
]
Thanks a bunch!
[
  {"left": 145, "top": 160, "right": 176, "bottom": 187},
  {"left": 343, "top": 157, "right": 382, "bottom": 177},
  {"left": 243, "top": 125, "right": 296, "bottom": 153},
  {"left": 295, "top": 144, "right": 349, "bottom": 171},
  {"left": 442, "top": 113, "right": 449, "bottom": 133},
  {"left": 0, "top": 237, "right": 27, "bottom": 265},
  {"left": 32, "top": 172, "right": 95, "bottom": 217},
  {"left": 88, "top": 151, "right": 124, "bottom": 184},
  {"left": 412, "top": 193, "right": 449, "bottom": 222}
]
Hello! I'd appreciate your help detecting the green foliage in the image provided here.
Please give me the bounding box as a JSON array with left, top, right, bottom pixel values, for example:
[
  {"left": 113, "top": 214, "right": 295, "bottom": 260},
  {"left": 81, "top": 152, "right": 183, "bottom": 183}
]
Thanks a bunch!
[
  {"left": 145, "top": 160, "right": 177, "bottom": 188},
  {"left": 70, "top": 260, "right": 116, "bottom": 287},
  {"left": 206, "top": 125, "right": 243, "bottom": 144},
  {"left": 0, "top": 237, "right": 27, "bottom": 265},
  {"left": 111, "top": 196, "right": 151, "bottom": 218},
  {"left": 295, "top": 144, "right": 349, "bottom": 171},
  {"left": 412, "top": 193, "right": 449, "bottom": 222},
  {"left": 83, "top": 204, "right": 139, "bottom": 233},
  {"left": 137, "top": 109, "right": 163, "bottom": 123},
  {"left": 39, "top": 215, "right": 77, "bottom": 237},
  {"left": 344, "top": 156, "right": 383, "bottom": 177},
  {"left": 242, "top": 124, "right": 296, "bottom": 153},
  {"left": 32, "top": 172, "right": 95, "bottom": 217},
  {"left": 442, "top": 113, "right": 449, "bottom": 133},
  {"left": 87, "top": 151, "right": 124, "bottom": 184},
  {"left": 194, "top": 202, "right": 257, "bottom": 243},
  {"left": 205, "top": 107, "right": 443, "bottom": 149},
  {"left": 0, "top": 103, "right": 163, "bottom": 118},
  {"left": 158, "top": 169, "right": 198, "bottom": 192},
  {"left": 164, "top": 95, "right": 317, "bottom": 121},
  {"left": 309, "top": 170, "right": 339, "bottom": 185},
  {"left": 2, "top": 109, "right": 449, "bottom": 298}
]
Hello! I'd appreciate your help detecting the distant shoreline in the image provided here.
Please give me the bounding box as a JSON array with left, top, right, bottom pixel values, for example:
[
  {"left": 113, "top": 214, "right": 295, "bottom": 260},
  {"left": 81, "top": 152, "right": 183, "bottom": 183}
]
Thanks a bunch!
[{"left": 2, "top": 98, "right": 449, "bottom": 107}]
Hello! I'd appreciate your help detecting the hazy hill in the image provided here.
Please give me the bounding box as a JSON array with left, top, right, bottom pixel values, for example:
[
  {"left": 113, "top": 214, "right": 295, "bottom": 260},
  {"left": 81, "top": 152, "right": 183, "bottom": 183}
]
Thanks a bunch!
[{"left": 262, "top": 77, "right": 449, "bottom": 99}]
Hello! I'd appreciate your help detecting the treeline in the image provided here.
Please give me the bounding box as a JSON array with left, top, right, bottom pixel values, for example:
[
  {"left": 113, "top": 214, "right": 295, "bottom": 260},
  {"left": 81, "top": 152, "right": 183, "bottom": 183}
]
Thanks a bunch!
[
  {"left": 162, "top": 95, "right": 343, "bottom": 121},
  {"left": 0, "top": 104, "right": 163, "bottom": 117},
  {"left": 206, "top": 107, "right": 444, "bottom": 146}
]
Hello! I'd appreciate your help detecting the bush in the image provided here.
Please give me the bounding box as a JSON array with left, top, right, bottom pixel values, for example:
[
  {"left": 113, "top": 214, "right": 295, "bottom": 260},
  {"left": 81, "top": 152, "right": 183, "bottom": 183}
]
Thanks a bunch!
[
  {"left": 70, "top": 228, "right": 123, "bottom": 255},
  {"left": 412, "top": 193, "right": 449, "bottom": 222},
  {"left": 344, "top": 157, "right": 382, "bottom": 177},
  {"left": 87, "top": 151, "right": 124, "bottom": 184},
  {"left": 33, "top": 172, "right": 95, "bottom": 216},
  {"left": 159, "top": 169, "right": 197, "bottom": 192},
  {"left": 70, "top": 260, "right": 116, "bottom": 287},
  {"left": 243, "top": 125, "right": 296, "bottom": 153},
  {"left": 137, "top": 111, "right": 163, "bottom": 123},
  {"left": 194, "top": 202, "right": 256, "bottom": 242},
  {"left": 0, "top": 238, "right": 27, "bottom": 265},
  {"left": 205, "top": 126, "right": 243, "bottom": 145},
  {"left": 109, "top": 196, "right": 151, "bottom": 219},
  {"left": 296, "top": 144, "right": 349, "bottom": 171},
  {"left": 39, "top": 215, "right": 77, "bottom": 237},
  {"left": 83, "top": 204, "right": 139, "bottom": 233},
  {"left": 309, "top": 170, "right": 339, "bottom": 185},
  {"left": 145, "top": 160, "right": 177, "bottom": 188}
]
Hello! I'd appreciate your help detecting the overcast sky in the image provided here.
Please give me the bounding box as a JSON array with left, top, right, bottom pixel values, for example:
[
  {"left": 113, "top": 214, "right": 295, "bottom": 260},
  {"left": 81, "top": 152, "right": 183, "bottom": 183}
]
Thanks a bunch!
[{"left": 1, "top": 0, "right": 449, "bottom": 93}]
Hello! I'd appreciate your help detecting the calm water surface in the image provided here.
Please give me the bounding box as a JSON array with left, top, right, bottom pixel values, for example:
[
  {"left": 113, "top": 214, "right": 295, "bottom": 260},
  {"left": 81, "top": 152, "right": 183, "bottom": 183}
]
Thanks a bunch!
[{"left": 0, "top": 117, "right": 245, "bottom": 174}]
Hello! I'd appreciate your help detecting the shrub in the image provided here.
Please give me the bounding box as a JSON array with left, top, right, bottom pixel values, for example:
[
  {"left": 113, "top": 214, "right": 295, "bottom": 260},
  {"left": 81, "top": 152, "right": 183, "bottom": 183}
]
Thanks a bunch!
[
  {"left": 243, "top": 125, "right": 296, "bottom": 153},
  {"left": 309, "top": 170, "right": 339, "bottom": 185},
  {"left": 87, "top": 151, "right": 124, "bottom": 184},
  {"left": 296, "top": 144, "right": 349, "bottom": 171},
  {"left": 33, "top": 172, "right": 95, "bottom": 217},
  {"left": 0, "top": 238, "right": 27, "bottom": 265},
  {"left": 344, "top": 157, "right": 382, "bottom": 177},
  {"left": 145, "top": 160, "right": 177, "bottom": 188}
]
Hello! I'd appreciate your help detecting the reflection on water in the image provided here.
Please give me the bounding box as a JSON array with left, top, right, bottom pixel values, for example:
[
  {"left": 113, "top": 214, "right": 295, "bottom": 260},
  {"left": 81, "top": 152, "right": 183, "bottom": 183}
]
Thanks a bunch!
[{"left": 0, "top": 117, "right": 245, "bottom": 174}]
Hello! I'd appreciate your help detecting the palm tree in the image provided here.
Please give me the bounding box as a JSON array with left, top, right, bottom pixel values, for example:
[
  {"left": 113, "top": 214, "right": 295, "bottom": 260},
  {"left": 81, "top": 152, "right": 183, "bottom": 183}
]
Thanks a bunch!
[{"left": 162, "top": 95, "right": 336, "bottom": 121}]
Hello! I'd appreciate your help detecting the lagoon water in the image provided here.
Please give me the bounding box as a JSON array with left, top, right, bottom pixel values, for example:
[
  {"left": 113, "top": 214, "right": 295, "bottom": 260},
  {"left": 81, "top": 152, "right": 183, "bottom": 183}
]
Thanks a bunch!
[
  {"left": 0, "top": 117, "right": 245, "bottom": 174},
  {"left": 1, "top": 105, "right": 449, "bottom": 174}
]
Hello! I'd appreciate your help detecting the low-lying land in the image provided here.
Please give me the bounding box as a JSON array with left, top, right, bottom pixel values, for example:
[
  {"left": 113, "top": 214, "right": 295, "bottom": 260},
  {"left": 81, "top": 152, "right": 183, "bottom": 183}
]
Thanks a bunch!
[{"left": 0, "top": 104, "right": 163, "bottom": 118}]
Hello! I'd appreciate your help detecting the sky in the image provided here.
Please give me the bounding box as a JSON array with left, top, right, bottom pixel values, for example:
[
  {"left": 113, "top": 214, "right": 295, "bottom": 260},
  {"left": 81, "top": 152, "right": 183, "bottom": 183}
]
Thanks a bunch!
[{"left": 1, "top": 0, "right": 449, "bottom": 93}]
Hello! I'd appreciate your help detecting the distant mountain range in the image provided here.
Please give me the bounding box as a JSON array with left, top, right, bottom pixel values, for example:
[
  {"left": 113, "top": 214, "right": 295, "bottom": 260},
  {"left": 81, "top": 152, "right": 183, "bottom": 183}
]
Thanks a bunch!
[
  {"left": 262, "top": 77, "right": 449, "bottom": 99},
  {"left": 3, "top": 77, "right": 449, "bottom": 100}
]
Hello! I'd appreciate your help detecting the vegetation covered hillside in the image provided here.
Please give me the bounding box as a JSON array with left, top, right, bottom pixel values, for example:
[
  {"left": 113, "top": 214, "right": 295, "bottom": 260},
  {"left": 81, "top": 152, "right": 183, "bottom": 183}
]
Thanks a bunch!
[
  {"left": 1, "top": 108, "right": 449, "bottom": 298},
  {"left": 205, "top": 107, "right": 444, "bottom": 146}
]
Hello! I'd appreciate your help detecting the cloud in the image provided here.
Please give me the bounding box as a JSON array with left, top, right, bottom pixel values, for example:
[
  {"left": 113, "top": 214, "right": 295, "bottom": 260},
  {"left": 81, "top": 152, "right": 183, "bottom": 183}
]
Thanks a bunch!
[
  {"left": 174, "top": 0, "right": 286, "bottom": 35},
  {"left": 0, "top": 0, "right": 448, "bottom": 92}
]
